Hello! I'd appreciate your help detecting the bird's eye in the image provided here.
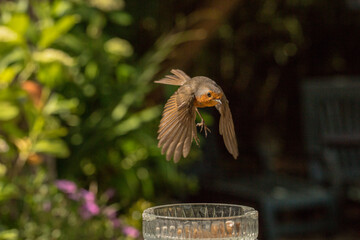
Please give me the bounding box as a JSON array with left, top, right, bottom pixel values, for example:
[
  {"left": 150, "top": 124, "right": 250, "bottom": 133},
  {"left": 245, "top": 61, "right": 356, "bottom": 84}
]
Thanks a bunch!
[{"left": 207, "top": 92, "right": 211, "bottom": 97}]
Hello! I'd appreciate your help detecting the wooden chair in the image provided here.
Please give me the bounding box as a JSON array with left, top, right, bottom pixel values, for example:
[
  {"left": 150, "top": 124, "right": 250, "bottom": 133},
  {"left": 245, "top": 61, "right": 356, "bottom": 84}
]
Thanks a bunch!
[
  {"left": 203, "top": 77, "right": 360, "bottom": 240},
  {"left": 302, "top": 77, "right": 360, "bottom": 202}
]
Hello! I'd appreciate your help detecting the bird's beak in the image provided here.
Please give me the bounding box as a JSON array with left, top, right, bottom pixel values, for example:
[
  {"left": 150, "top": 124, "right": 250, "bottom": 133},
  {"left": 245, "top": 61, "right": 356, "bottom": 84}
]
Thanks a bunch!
[{"left": 215, "top": 99, "right": 222, "bottom": 104}]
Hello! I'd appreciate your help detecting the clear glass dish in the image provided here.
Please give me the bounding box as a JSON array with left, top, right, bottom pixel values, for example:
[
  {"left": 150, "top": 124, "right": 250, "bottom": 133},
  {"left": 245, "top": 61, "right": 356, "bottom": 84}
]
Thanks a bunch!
[{"left": 142, "top": 203, "right": 258, "bottom": 239}]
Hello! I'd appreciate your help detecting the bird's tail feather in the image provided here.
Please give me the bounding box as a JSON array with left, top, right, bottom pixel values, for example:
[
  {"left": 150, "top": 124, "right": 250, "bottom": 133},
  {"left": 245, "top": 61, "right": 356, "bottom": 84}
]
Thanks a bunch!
[{"left": 154, "top": 69, "right": 190, "bottom": 86}]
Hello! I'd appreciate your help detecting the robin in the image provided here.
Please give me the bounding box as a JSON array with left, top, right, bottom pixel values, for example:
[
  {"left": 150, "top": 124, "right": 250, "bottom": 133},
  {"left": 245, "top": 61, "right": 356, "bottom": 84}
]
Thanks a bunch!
[{"left": 155, "top": 69, "right": 238, "bottom": 162}]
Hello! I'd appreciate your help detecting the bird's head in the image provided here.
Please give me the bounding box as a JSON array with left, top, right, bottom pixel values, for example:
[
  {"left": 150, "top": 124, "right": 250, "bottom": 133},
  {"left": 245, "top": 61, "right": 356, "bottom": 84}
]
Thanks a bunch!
[{"left": 194, "top": 77, "right": 223, "bottom": 107}]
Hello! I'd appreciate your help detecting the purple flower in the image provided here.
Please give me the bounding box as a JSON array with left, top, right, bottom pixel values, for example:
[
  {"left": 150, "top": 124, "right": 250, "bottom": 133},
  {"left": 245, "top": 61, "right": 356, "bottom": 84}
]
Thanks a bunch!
[
  {"left": 123, "top": 226, "right": 140, "bottom": 238},
  {"left": 68, "top": 192, "right": 81, "bottom": 201},
  {"left": 55, "top": 180, "right": 102, "bottom": 220},
  {"left": 103, "top": 206, "right": 117, "bottom": 219},
  {"left": 55, "top": 180, "right": 77, "bottom": 195},
  {"left": 79, "top": 207, "right": 92, "bottom": 220},
  {"left": 85, "top": 201, "right": 100, "bottom": 215},
  {"left": 80, "top": 189, "right": 95, "bottom": 202},
  {"left": 80, "top": 201, "right": 100, "bottom": 219},
  {"left": 111, "top": 218, "right": 122, "bottom": 228}
]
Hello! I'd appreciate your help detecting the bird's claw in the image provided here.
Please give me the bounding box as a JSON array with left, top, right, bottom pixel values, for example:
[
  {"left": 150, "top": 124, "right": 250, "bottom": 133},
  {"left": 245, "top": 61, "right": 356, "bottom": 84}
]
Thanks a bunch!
[
  {"left": 194, "top": 135, "right": 200, "bottom": 146},
  {"left": 196, "top": 121, "right": 211, "bottom": 137}
]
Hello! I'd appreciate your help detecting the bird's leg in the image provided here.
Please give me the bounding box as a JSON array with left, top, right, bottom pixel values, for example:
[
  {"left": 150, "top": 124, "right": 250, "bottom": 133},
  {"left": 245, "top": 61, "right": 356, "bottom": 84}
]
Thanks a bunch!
[
  {"left": 195, "top": 108, "right": 211, "bottom": 137},
  {"left": 193, "top": 133, "right": 200, "bottom": 146}
]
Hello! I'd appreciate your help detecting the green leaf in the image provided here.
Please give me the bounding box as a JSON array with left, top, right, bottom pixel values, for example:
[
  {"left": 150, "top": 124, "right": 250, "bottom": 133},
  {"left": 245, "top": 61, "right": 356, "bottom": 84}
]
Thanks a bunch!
[
  {"left": 34, "top": 139, "right": 69, "bottom": 158},
  {"left": 43, "top": 94, "right": 79, "bottom": 115},
  {"left": 0, "top": 65, "right": 22, "bottom": 89},
  {"left": 109, "top": 12, "right": 132, "bottom": 26},
  {"left": 104, "top": 38, "right": 133, "bottom": 57},
  {"left": 0, "top": 102, "right": 19, "bottom": 121},
  {"left": 0, "top": 26, "right": 21, "bottom": 44},
  {"left": 0, "top": 182, "right": 18, "bottom": 202},
  {"left": 85, "top": 61, "right": 98, "bottom": 79},
  {"left": 114, "top": 106, "right": 161, "bottom": 135},
  {"left": 0, "top": 48, "right": 24, "bottom": 73},
  {"left": 38, "top": 14, "right": 80, "bottom": 48},
  {"left": 33, "top": 48, "right": 75, "bottom": 66},
  {"left": 36, "top": 62, "right": 64, "bottom": 87},
  {"left": 41, "top": 127, "right": 68, "bottom": 139},
  {"left": 0, "top": 122, "right": 26, "bottom": 139},
  {"left": 138, "top": 105, "right": 161, "bottom": 122},
  {"left": 52, "top": 0, "right": 72, "bottom": 16},
  {"left": 6, "top": 13, "right": 30, "bottom": 36},
  {"left": 0, "top": 163, "right": 7, "bottom": 177},
  {"left": 57, "top": 34, "right": 83, "bottom": 53},
  {"left": 0, "top": 229, "right": 19, "bottom": 240}
]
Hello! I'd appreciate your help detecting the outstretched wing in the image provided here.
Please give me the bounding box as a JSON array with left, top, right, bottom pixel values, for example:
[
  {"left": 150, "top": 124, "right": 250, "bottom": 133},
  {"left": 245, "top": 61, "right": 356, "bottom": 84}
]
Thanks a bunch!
[
  {"left": 216, "top": 95, "right": 238, "bottom": 159},
  {"left": 155, "top": 69, "right": 191, "bottom": 86},
  {"left": 158, "top": 87, "right": 196, "bottom": 162}
]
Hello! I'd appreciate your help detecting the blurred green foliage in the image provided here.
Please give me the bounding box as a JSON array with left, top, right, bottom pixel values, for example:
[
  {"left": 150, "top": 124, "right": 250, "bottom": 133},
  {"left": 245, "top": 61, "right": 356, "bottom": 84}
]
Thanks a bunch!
[{"left": 0, "top": 0, "right": 198, "bottom": 238}]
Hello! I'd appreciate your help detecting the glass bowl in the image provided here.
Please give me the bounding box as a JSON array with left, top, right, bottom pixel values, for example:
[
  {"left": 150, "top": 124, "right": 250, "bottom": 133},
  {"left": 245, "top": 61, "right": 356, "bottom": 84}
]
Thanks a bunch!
[{"left": 142, "top": 203, "right": 258, "bottom": 239}]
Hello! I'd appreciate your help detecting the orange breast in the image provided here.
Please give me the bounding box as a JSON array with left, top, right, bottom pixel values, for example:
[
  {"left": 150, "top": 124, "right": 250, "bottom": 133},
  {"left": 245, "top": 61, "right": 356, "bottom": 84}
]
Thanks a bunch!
[{"left": 193, "top": 91, "right": 223, "bottom": 108}]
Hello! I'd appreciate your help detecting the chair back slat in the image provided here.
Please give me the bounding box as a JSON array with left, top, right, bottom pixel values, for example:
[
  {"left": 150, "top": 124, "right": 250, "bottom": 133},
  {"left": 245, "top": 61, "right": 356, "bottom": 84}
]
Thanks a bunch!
[{"left": 301, "top": 77, "right": 360, "bottom": 184}]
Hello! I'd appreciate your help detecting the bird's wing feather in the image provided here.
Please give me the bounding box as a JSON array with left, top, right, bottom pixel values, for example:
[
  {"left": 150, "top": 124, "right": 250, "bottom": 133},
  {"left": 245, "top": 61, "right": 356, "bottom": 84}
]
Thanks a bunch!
[
  {"left": 216, "top": 95, "right": 239, "bottom": 159},
  {"left": 158, "top": 88, "right": 196, "bottom": 162},
  {"left": 154, "top": 69, "right": 191, "bottom": 86}
]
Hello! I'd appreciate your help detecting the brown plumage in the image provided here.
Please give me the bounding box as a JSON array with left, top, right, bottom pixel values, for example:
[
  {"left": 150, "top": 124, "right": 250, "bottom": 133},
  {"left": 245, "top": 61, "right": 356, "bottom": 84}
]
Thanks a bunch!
[{"left": 155, "top": 69, "right": 238, "bottom": 162}]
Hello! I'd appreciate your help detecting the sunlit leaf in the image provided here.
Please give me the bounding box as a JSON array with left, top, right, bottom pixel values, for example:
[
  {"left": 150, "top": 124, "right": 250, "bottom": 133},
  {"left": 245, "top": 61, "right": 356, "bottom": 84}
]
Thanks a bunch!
[
  {"left": 104, "top": 38, "right": 133, "bottom": 57},
  {"left": 38, "top": 14, "right": 80, "bottom": 48},
  {"left": 86, "top": 13, "right": 105, "bottom": 38},
  {"left": 111, "top": 103, "right": 127, "bottom": 120},
  {"left": 37, "top": 62, "right": 64, "bottom": 87},
  {"left": 138, "top": 106, "right": 161, "bottom": 121},
  {"left": 0, "top": 65, "right": 21, "bottom": 89},
  {"left": 52, "top": 0, "right": 72, "bottom": 16},
  {"left": 0, "top": 229, "right": 19, "bottom": 240},
  {"left": 0, "top": 182, "right": 19, "bottom": 202},
  {"left": 0, "top": 48, "right": 24, "bottom": 73},
  {"left": 115, "top": 115, "right": 141, "bottom": 135},
  {"left": 109, "top": 12, "right": 132, "bottom": 26},
  {"left": 6, "top": 13, "right": 29, "bottom": 36},
  {"left": 43, "top": 93, "right": 79, "bottom": 115},
  {"left": 0, "top": 26, "right": 21, "bottom": 43},
  {"left": 114, "top": 106, "right": 161, "bottom": 135},
  {"left": 0, "top": 102, "right": 19, "bottom": 121},
  {"left": 34, "top": 139, "right": 69, "bottom": 158},
  {"left": 88, "top": 0, "right": 124, "bottom": 11},
  {"left": 85, "top": 61, "right": 98, "bottom": 79},
  {"left": 32, "top": 48, "right": 75, "bottom": 66},
  {"left": 116, "top": 64, "right": 136, "bottom": 83},
  {"left": 0, "top": 163, "right": 7, "bottom": 177}
]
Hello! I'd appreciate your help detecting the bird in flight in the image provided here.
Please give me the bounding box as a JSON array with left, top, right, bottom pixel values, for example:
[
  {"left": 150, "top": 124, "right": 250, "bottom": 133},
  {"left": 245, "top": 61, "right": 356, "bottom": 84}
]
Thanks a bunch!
[{"left": 155, "top": 69, "right": 238, "bottom": 162}]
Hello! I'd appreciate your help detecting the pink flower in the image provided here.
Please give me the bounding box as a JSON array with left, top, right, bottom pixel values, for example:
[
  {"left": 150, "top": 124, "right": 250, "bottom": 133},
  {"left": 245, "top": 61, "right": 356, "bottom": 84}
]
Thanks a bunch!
[
  {"left": 80, "top": 189, "right": 95, "bottom": 202},
  {"left": 111, "top": 218, "right": 122, "bottom": 228},
  {"left": 68, "top": 192, "right": 81, "bottom": 201},
  {"left": 103, "top": 206, "right": 117, "bottom": 219},
  {"left": 85, "top": 201, "right": 100, "bottom": 215},
  {"left": 55, "top": 180, "right": 77, "bottom": 195},
  {"left": 80, "top": 201, "right": 100, "bottom": 219},
  {"left": 123, "top": 226, "right": 140, "bottom": 238}
]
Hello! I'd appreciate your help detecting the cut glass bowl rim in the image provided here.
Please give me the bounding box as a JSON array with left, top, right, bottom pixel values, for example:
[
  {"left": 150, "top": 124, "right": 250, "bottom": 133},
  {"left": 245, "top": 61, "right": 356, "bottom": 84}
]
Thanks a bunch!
[{"left": 142, "top": 203, "right": 258, "bottom": 221}]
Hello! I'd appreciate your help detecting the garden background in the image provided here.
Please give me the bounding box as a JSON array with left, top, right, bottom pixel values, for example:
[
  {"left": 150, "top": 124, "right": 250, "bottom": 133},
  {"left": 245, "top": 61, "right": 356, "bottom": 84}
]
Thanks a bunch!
[{"left": 1, "top": 0, "right": 360, "bottom": 239}]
